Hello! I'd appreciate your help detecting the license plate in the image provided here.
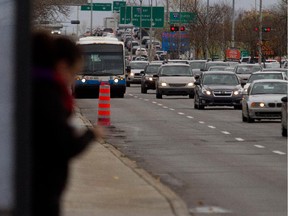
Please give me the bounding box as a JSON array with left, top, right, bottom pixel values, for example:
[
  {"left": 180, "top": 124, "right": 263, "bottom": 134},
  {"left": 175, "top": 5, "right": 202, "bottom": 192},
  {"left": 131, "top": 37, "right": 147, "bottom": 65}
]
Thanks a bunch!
[{"left": 84, "top": 76, "right": 98, "bottom": 80}]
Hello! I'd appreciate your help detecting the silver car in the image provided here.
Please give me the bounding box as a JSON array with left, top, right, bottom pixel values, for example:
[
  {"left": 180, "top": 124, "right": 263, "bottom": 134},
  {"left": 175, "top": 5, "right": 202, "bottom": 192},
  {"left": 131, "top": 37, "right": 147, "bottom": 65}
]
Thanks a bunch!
[
  {"left": 155, "top": 64, "right": 195, "bottom": 99},
  {"left": 243, "top": 71, "right": 286, "bottom": 93},
  {"left": 242, "top": 80, "right": 288, "bottom": 123},
  {"left": 126, "top": 61, "right": 149, "bottom": 87},
  {"left": 234, "top": 64, "right": 262, "bottom": 85}
]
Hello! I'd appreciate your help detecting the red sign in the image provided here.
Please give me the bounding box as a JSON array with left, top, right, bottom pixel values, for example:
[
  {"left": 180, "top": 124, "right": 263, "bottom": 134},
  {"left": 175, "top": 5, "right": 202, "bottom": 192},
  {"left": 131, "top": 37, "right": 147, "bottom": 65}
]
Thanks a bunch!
[{"left": 226, "top": 48, "right": 241, "bottom": 59}]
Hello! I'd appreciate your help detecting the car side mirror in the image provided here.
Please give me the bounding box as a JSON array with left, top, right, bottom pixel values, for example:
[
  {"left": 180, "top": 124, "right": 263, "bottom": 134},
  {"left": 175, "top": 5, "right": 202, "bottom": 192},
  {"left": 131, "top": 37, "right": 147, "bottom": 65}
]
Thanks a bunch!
[
  {"left": 281, "top": 96, "right": 287, "bottom": 103},
  {"left": 194, "top": 75, "right": 200, "bottom": 80},
  {"left": 200, "top": 69, "right": 204, "bottom": 71},
  {"left": 153, "top": 74, "right": 159, "bottom": 78},
  {"left": 194, "top": 80, "right": 200, "bottom": 85},
  {"left": 140, "top": 71, "right": 145, "bottom": 75}
]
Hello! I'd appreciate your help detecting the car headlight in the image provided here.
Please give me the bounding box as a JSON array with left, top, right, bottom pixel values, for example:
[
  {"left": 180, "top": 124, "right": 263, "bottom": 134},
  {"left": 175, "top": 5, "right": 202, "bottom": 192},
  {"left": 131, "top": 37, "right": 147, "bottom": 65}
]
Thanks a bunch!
[
  {"left": 187, "top": 82, "right": 194, "bottom": 87},
  {"left": 161, "top": 82, "right": 167, "bottom": 87},
  {"left": 81, "top": 78, "right": 86, "bottom": 83},
  {"left": 202, "top": 88, "right": 211, "bottom": 95},
  {"left": 130, "top": 72, "right": 134, "bottom": 76},
  {"left": 233, "top": 90, "right": 239, "bottom": 95},
  {"left": 149, "top": 77, "right": 153, "bottom": 81},
  {"left": 251, "top": 102, "right": 265, "bottom": 108},
  {"left": 114, "top": 78, "right": 119, "bottom": 83}
]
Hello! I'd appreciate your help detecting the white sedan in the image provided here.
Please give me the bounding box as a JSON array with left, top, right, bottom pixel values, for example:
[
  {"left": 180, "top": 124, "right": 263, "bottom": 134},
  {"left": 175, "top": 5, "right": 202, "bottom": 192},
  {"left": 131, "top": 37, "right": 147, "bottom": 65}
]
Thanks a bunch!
[{"left": 242, "top": 79, "right": 288, "bottom": 123}]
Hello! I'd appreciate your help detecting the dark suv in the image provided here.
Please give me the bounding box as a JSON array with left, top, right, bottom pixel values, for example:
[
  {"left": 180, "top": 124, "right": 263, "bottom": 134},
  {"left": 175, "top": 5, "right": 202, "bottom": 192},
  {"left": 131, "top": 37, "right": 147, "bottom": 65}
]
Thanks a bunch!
[
  {"left": 141, "top": 63, "right": 162, "bottom": 93},
  {"left": 194, "top": 71, "right": 243, "bottom": 109}
]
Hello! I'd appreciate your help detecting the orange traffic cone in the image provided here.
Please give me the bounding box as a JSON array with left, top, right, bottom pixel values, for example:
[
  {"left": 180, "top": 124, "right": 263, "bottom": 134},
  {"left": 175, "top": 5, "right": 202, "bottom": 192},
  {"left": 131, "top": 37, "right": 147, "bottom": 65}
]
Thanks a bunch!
[{"left": 97, "top": 83, "right": 111, "bottom": 126}]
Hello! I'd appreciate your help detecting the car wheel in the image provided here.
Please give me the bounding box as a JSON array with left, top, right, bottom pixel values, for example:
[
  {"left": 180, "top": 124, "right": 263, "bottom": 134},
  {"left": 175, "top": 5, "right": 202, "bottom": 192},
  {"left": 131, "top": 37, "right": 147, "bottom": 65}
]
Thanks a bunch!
[
  {"left": 282, "top": 126, "right": 287, "bottom": 137},
  {"left": 247, "top": 112, "right": 254, "bottom": 123},
  {"left": 126, "top": 82, "right": 130, "bottom": 87},
  {"left": 156, "top": 90, "right": 162, "bottom": 99},
  {"left": 141, "top": 86, "right": 147, "bottom": 94},
  {"left": 234, "top": 105, "right": 242, "bottom": 110},
  {"left": 242, "top": 112, "right": 247, "bottom": 122}
]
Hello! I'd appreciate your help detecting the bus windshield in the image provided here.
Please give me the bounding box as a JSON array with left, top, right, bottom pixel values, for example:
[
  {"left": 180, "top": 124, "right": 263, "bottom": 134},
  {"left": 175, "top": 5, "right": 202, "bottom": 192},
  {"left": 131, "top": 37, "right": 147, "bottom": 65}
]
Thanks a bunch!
[{"left": 79, "top": 44, "right": 124, "bottom": 76}]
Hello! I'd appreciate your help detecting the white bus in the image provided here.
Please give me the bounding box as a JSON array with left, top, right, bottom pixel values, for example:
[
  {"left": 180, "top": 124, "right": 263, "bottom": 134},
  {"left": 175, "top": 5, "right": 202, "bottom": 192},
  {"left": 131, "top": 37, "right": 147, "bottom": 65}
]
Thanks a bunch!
[{"left": 74, "top": 36, "right": 126, "bottom": 98}]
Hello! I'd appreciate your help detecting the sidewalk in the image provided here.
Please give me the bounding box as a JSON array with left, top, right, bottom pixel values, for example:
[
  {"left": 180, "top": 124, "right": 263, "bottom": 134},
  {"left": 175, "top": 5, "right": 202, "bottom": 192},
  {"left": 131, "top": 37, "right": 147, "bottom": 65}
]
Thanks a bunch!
[{"left": 62, "top": 112, "right": 190, "bottom": 216}]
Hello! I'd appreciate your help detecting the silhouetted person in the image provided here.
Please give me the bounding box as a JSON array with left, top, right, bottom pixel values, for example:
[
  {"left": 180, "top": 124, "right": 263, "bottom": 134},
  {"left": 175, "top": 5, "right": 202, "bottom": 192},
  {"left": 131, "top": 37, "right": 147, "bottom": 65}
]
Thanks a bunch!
[{"left": 32, "top": 32, "right": 102, "bottom": 216}]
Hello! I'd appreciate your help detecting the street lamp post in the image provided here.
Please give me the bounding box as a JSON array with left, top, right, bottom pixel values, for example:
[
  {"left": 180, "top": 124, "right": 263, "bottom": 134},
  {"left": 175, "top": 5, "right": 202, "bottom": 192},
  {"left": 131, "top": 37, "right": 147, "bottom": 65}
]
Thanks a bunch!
[
  {"left": 205, "top": 0, "right": 209, "bottom": 59},
  {"left": 149, "top": 0, "right": 153, "bottom": 62},
  {"left": 178, "top": 0, "right": 182, "bottom": 59},
  {"left": 140, "top": 0, "right": 143, "bottom": 48},
  {"left": 90, "top": 0, "right": 93, "bottom": 35},
  {"left": 231, "top": 0, "right": 235, "bottom": 48},
  {"left": 258, "top": 0, "right": 263, "bottom": 65}
]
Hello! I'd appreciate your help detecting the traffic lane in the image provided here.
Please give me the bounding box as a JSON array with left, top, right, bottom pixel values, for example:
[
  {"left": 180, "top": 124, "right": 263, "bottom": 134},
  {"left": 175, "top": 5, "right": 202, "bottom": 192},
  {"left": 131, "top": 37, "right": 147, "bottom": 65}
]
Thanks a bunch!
[
  {"left": 76, "top": 94, "right": 287, "bottom": 216},
  {"left": 127, "top": 87, "right": 287, "bottom": 155}
]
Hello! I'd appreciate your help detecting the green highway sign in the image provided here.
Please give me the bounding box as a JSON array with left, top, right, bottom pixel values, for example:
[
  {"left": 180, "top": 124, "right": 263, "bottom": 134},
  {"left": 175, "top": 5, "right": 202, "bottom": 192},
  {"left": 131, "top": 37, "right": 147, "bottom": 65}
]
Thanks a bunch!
[
  {"left": 81, "top": 3, "right": 112, "bottom": 11},
  {"left": 113, "top": 1, "right": 126, "bottom": 12},
  {"left": 170, "top": 12, "right": 197, "bottom": 24},
  {"left": 241, "top": 50, "right": 250, "bottom": 57},
  {"left": 120, "top": 6, "right": 164, "bottom": 28}
]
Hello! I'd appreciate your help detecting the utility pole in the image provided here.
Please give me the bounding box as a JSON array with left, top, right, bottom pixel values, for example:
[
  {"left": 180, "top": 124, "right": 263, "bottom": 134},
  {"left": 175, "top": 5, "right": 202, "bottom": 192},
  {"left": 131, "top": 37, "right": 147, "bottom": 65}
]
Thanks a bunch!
[
  {"left": 90, "top": 0, "right": 93, "bottom": 35},
  {"left": 205, "top": 0, "right": 209, "bottom": 59},
  {"left": 77, "top": 6, "right": 79, "bottom": 37},
  {"left": 178, "top": 0, "right": 182, "bottom": 59},
  {"left": 140, "top": 0, "right": 143, "bottom": 48},
  {"left": 231, "top": 0, "right": 235, "bottom": 47},
  {"left": 149, "top": 0, "right": 153, "bottom": 62},
  {"left": 258, "top": 0, "right": 263, "bottom": 65}
]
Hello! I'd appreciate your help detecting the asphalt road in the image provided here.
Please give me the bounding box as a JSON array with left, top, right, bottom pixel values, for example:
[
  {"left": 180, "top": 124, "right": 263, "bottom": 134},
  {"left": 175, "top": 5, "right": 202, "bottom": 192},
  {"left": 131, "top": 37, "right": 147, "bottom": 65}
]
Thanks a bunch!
[{"left": 77, "top": 85, "right": 287, "bottom": 216}]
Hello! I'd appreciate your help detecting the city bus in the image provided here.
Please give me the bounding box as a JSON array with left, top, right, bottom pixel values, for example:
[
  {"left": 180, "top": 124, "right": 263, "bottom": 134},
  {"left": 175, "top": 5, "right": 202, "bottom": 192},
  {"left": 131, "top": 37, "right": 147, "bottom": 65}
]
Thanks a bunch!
[{"left": 74, "top": 36, "right": 126, "bottom": 98}]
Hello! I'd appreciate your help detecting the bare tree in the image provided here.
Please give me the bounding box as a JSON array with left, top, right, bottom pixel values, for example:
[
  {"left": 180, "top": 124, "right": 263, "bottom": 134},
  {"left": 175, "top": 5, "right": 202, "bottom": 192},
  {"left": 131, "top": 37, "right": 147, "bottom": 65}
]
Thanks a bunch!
[{"left": 32, "top": 0, "right": 71, "bottom": 22}]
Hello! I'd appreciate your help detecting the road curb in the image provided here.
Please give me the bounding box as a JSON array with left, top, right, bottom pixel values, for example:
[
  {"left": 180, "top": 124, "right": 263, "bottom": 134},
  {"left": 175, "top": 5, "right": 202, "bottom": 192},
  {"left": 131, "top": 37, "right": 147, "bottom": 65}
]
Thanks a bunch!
[{"left": 76, "top": 109, "right": 191, "bottom": 216}]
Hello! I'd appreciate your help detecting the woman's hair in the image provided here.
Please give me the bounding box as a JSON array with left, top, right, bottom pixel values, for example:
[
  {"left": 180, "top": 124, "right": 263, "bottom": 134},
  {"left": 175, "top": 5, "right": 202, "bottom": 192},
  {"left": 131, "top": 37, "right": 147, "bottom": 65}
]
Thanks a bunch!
[
  {"left": 53, "top": 37, "right": 82, "bottom": 67},
  {"left": 32, "top": 31, "right": 55, "bottom": 69}
]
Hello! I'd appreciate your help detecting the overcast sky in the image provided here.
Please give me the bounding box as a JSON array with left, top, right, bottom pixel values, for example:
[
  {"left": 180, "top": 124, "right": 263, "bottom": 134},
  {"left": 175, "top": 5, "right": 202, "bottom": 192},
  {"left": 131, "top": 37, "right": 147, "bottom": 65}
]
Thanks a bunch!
[{"left": 63, "top": 0, "right": 279, "bottom": 34}]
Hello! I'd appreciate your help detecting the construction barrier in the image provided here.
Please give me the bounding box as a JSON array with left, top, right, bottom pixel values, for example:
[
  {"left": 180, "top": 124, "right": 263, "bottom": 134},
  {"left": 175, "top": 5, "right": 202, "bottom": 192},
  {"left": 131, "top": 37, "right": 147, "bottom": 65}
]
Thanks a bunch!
[{"left": 98, "top": 83, "right": 111, "bottom": 126}]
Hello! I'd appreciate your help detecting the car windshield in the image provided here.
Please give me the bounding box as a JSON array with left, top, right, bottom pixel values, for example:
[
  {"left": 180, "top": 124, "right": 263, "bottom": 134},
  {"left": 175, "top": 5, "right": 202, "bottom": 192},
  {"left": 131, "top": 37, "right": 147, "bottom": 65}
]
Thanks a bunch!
[
  {"left": 251, "top": 82, "right": 287, "bottom": 95},
  {"left": 248, "top": 73, "right": 283, "bottom": 83},
  {"left": 146, "top": 65, "right": 161, "bottom": 74},
  {"left": 190, "top": 62, "right": 205, "bottom": 69},
  {"left": 130, "top": 62, "right": 148, "bottom": 69},
  {"left": 208, "top": 66, "right": 227, "bottom": 71},
  {"left": 203, "top": 74, "right": 239, "bottom": 85},
  {"left": 160, "top": 66, "right": 192, "bottom": 76},
  {"left": 236, "top": 66, "right": 261, "bottom": 74},
  {"left": 205, "top": 62, "right": 230, "bottom": 70}
]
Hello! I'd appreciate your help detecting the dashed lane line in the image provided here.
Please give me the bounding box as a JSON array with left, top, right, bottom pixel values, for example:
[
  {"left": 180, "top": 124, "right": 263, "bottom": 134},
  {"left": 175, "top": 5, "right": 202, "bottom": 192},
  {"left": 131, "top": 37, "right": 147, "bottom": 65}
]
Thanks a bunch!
[
  {"left": 157, "top": 104, "right": 163, "bottom": 106},
  {"left": 254, "top": 145, "right": 265, "bottom": 149},
  {"left": 163, "top": 106, "right": 168, "bottom": 109},
  {"left": 208, "top": 125, "right": 216, "bottom": 129},
  {"left": 273, "top": 151, "right": 286, "bottom": 155},
  {"left": 186, "top": 116, "right": 194, "bottom": 119},
  {"left": 221, "top": 131, "right": 231, "bottom": 135},
  {"left": 169, "top": 108, "right": 175, "bottom": 111},
  {"left": 235, "top": 138, "right": 245, "bottom": 142},
  {"left": 144, "top": 99, "right": 149, "bottom": 101},
  {"left": 152, "top": 101, "right": 157, "bottom": 104},
  {"left": 178, "top": 112, "right": 185, "bottom": 115},
  {"left": 199, "top": 121, "right": 205, "bottom": 124}
]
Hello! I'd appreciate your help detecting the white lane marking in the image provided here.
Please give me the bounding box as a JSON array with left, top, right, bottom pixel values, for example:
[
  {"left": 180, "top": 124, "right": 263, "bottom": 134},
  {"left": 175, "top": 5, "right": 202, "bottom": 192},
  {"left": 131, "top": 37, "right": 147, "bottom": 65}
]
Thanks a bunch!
[
  {"left": 139, "top": 97, "right": 143, "bottom": 100},
  {"left": 129, "top": 94, "right": 133, "bottom": 96},
  {"left": 208, "top": 125, "right": 216, "bottom": 129},
  {"left": 144, "top": 99, "right": 149, "bottom": 101},
  {"left": 221, "top": 131, "right": 231, "bottom": 135},
  {"left": 152, "top": 101, "right": 157, "bottom": 104},
  {"left": 163, "top": 106, "right": 168, "bottom": 109},
  {"left": 134, "top": 96, "right": 138, "bottom": 98},
  {"left": 178, "top": 112, "right": 185, "bottom": 115},
  {"left": 157, "top": 103, "right": 163, "bottom": 106},
  {"left": 273, "top": 151, "right": 286, "bottom": 155},
  {"left": 189, "top": 206, "right": 232, "bottom": 214},
  {"left": 169, "top": 108, "right": 175, "bottom": 111},
  {"left": 186, "top": 116, "right": 194, "bottom": 119},
  {"left": 199, "top": 121, "right": 205, "bottom": 124},
  {"left": 235, "top": 138, "right": 245, "bottom": 142},
  {"left": 254, "top": 145, "right": 265, "bottom": 149}
]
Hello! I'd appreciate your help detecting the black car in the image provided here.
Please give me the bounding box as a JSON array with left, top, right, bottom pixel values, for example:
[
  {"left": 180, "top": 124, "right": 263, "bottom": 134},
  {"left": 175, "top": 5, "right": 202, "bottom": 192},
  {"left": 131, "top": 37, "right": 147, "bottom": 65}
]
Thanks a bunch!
[
  {"left": 194, "top": 71, "right": 243, "bottom": 109},
  {"left": 141, "top": 63, "right": 162, "bottom": 93}
]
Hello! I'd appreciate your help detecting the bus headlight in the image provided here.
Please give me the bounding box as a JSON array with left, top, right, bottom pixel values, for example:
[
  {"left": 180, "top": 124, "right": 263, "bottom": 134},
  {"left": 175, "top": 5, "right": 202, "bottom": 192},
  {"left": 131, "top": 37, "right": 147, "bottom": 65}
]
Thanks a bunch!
[
  {"left": 161, "top": 82, "right": 167, "bottom": 87},
  {"left": 81, "top": 78, "right": 86, "bottom": 83},
  {"left": 114, "top": 78, "right": 119, "bottom": 83}
]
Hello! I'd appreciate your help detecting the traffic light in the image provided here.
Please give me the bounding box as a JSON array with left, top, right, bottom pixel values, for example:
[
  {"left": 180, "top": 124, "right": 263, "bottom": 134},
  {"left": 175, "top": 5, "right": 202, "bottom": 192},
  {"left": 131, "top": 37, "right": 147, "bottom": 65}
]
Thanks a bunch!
[
  {"left": 254, "top": 27, "right": 271, "bottom": 32},
  {"left": 180, "top": 26, "right": 185, "bottom": 31},
  {"left": 170, "top": 25, "right": 179, "bottom": 32},
  {"left": 262, "top": 27, "right": 271, "bottom": 32}
]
